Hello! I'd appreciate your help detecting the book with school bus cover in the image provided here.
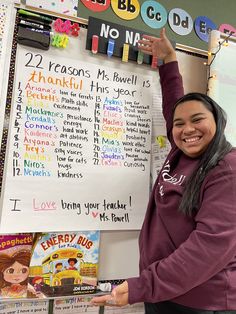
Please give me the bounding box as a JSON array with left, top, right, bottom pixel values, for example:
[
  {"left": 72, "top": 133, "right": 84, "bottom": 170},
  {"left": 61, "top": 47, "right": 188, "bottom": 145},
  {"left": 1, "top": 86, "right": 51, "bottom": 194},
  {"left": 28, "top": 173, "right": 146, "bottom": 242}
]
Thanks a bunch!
[
  {"left": 0, "top": 233, "right": 34, "bottom": 299},
  {"left": 27, "top": 231, "right": 100, "bottom": 298}
]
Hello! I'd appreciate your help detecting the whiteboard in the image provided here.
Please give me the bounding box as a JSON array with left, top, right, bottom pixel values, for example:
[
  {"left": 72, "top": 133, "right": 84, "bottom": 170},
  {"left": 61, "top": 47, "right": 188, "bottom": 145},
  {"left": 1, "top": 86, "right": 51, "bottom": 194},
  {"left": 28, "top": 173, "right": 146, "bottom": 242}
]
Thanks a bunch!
[
  {"left": 0, "top": 25, "right": 207, "bottom": 279},
  {"left": 208, "top": 30, "right": 236, "bottom": 146},
  {"left": 0, "top": 44, "right": 153, "bottom": 233}
]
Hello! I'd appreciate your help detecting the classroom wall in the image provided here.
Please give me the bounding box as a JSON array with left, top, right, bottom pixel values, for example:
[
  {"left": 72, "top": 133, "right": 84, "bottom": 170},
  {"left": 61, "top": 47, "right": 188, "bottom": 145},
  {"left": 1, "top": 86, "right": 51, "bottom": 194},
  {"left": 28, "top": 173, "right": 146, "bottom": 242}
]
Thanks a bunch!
[
  {"left": 0, "top": 15, "right": 207, "bottom": 279},
  {"left": 77, "top": 0, "right": 236, "bottom": 51},
  {"left": 0, "top": 4, "right": 208, "bottom": 289}
]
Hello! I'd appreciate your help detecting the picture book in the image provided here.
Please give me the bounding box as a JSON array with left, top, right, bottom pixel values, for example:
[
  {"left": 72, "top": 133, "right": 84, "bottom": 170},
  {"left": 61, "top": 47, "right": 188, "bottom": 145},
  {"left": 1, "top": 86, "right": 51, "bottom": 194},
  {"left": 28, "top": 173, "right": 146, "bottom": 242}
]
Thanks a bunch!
[
  {"left": 28, "top": 231, "right": 100, "bottom": 298},
  {"left": 0, "top": 233, "right": 34, "bottom": 299}
]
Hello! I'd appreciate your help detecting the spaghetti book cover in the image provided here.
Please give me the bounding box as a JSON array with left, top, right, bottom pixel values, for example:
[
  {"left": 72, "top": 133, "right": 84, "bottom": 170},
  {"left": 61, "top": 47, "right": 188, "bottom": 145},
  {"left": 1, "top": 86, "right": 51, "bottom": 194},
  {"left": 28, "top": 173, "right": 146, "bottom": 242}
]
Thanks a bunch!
[
  {"left": 28, "top": 231, "right": 100, "bottom": 298},
  {"left": 0, "top": 233, "right": 34, "bottom": 299}
]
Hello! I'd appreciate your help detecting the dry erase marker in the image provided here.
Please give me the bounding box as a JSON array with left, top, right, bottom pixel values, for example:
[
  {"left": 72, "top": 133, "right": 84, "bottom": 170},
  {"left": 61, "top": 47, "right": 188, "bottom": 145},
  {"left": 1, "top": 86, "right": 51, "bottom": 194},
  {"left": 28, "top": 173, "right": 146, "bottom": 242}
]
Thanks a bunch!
[
  {"left": 107, "top": 39, "right": 115, "bottom": 57},
  {"left": 20, "top": 15, "right": 47, "bottom": 26},
  {"left": 92, "top": 35, "right": 99, "bottom": 54},
  {"left": 18, "top": 9, "right": 52, "bottom": 23},
  {"left": 26, "top": 28, "right": 52, "bottom": 36},
  {"left": 20, "top": 17, "right": 51, "bottom": 29},
  {"left": 122, "top": 43, "right": 129, "bottom": 62},
  {"left": 20, "top": 20, "right": 45, "bottom": 30}
]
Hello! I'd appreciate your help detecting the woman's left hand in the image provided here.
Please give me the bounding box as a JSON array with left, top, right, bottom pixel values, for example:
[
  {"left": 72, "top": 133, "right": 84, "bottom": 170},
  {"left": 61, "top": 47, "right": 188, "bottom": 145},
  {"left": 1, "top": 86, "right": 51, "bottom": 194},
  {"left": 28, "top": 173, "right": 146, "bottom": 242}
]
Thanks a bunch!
[{"left": 91, "top": 281, "right": 129, "bottom": 307}]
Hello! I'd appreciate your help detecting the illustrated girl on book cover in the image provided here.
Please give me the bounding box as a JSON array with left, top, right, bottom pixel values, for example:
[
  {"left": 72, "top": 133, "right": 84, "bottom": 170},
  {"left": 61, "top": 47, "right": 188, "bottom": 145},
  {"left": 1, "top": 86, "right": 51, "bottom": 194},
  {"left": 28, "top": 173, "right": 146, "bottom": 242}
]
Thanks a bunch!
[{"left": 0, "top": 234, "right": 33, "bottom": 298}]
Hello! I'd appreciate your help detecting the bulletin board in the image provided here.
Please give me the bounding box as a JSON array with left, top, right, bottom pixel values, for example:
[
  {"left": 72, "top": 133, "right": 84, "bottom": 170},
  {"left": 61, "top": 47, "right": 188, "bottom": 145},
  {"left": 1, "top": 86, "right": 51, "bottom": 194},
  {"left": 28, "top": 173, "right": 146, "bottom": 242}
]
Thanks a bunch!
[{"left": 0, "top": 8, "right": 207, "bottom": 279}]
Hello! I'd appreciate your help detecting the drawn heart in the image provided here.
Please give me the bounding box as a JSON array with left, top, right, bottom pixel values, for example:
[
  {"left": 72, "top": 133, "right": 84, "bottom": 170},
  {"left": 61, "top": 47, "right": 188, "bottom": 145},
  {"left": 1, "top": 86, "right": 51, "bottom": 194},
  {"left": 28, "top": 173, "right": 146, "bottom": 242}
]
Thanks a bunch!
[{"left": 92, "top": 212, "right": 98, "bottom": 218}]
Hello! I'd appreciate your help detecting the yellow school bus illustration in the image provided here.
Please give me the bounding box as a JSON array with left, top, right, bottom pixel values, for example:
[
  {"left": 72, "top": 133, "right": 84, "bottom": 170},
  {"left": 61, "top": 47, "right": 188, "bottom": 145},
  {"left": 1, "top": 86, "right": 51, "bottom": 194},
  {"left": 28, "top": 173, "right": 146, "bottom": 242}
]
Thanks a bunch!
[{"left": 41, "top": 248, "right": 83, "bottom": 286}]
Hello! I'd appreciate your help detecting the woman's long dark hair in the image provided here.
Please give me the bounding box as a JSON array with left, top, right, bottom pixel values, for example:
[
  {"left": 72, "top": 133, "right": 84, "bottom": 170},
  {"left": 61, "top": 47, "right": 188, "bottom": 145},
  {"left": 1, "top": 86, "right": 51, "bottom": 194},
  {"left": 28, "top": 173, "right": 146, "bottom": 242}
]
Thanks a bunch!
[{"left": 173, "top": 93, "right": 232, "bottom": 216}]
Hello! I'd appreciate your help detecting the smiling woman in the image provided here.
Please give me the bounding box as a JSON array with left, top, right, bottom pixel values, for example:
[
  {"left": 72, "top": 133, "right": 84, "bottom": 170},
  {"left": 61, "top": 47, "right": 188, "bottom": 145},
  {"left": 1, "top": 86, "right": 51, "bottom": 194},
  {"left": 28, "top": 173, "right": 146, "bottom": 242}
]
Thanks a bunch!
[{"left": 172, "top": 99, "right": 217, "bottom": 158}]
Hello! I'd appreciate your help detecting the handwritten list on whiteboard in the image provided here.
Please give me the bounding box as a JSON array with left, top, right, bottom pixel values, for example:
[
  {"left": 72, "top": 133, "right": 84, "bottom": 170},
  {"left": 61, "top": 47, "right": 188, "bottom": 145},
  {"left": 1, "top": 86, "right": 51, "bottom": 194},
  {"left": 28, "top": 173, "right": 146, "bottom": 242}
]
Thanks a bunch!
[{"left": 0, "top": 45, "right": 152, "bottom": 233}]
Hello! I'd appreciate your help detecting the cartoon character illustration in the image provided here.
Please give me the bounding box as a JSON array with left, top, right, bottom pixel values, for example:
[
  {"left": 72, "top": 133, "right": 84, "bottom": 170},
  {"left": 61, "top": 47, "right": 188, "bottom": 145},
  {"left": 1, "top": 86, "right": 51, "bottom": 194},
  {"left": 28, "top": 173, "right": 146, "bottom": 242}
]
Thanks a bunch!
[
  {"left": 32, "top": 276, "right": 43, "bottom": 293},
  {"left": 0, "top": 250, "right": 31, "bottom": 298},
  {"left": 67, "top": 258, "right": 78, "bottom": 270},
  {"left": 54, "top": 262, "right": 63, "bottom": 274}
]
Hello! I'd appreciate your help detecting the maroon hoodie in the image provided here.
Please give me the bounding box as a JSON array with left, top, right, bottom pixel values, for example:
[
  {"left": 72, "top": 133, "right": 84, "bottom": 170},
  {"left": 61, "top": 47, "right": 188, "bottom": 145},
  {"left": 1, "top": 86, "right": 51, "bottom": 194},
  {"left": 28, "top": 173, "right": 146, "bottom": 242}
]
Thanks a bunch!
[{"left": 127, "top": 61, "right": 236, "bottom": 310}]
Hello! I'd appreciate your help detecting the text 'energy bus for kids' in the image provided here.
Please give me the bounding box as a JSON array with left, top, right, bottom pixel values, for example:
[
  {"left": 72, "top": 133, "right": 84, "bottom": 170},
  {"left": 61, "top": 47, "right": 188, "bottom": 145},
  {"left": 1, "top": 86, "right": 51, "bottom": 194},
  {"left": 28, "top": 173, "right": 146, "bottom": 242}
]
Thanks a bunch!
[{"left": 28, "top": 231, "right": 100, "bottom": 298}]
